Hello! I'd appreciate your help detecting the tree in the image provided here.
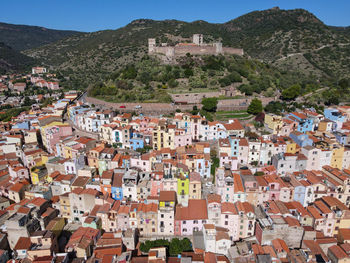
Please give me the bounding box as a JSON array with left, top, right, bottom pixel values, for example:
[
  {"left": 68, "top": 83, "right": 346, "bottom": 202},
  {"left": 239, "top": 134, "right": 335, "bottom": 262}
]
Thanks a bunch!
[
  {"left": 281, "top": 84, "right": 301, "bottom": 100},
  {"left": 23, "top": 96, "right": 34, "bottom": 106},
  {"left": 264, "top": 101, "right": 284, "bottom": 114},
  {"left": 191, "top": 105, "right": 198, "bottom": 115},
  {"left": 201, "top": 97, "right": 218, "bottom": 112},
  {"left": 247, "top": 98, "right": 263, "bottom": 115},
  {"left": 184, "top": 68, "right": 194, "bottom": 78}
]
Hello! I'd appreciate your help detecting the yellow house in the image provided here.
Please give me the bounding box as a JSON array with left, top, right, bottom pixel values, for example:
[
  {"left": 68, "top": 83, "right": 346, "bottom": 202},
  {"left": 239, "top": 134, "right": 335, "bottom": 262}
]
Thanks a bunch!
[
  {"left": 152, "top": 122, "right": 175, "bottom": 150},
  {"left": 331, "top": 146, "right": 344, "bottom": 169},
  {"left": 264, "top": 114, "right": 283, "bottom": 134},
  {"left": 286, "top": 141, "right": 298, "bottom": 154},
  {"left": 30, "top": 166, "right": 48, "bottom": 185},
  {"left": 63, "top": 144, "right": 73, "bottom": 159},
  {"left": 100, "top": 123, "right": 118, "bottom": 145},
  {"left": 59, "top": 193, "right": 71, "bottom": 220}
]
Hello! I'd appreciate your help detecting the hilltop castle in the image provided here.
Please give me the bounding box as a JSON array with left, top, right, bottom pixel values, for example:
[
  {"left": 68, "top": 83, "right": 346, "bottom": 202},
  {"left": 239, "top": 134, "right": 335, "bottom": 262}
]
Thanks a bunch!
[{"left": 148, "top": 34, "right": 244, "bottom": 62}]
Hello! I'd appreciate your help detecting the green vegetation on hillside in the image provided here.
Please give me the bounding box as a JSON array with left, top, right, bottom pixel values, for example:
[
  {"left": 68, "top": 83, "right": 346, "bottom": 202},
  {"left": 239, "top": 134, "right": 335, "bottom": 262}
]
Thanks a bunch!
[
  {"left": 0, "top": 42, "right": 36, "bottom": 74},
  {"left": 88, "top": 54, "right": 327, "bottom": 103},
  {"left": 23, "top": 8, "right": 350, "bottom": 93},
  {"left": 0, "top": 107, "right": 30, "bottom": 122},
  {"left": 0, "top": 22, "right": 81, "bottom": 51}
]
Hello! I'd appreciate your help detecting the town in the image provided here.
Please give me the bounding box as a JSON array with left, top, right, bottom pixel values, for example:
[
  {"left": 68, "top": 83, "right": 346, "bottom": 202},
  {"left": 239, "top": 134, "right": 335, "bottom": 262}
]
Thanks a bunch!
[{"left": 0, "top": 66, "right": 349, "bottom": 263}]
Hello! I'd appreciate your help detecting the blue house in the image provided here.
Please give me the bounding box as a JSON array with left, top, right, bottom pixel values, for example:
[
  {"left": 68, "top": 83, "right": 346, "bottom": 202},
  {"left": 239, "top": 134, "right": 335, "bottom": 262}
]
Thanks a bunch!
[
  {"left": 293, "top": 184, "right": 306, "bottom": 206},
  {"left": 68, "top": 105, "right": 89, "bottom": 123},
  {"left": 324, "top": 108, "right": 346, "bottom": 130},
  {"left": 12, "top": 121, "right": 30, "bottom": 130},
  {"left": 287, "top": 112, "right": 314, "bottom": 133},
  {"left": 111, "top": 174, "right": 123, "bottom": 200},
  {"left": 229, "top": 137, "right": 240, "bottom": 157},
  {"left": 130, "top": 133, "right": 144, "bottom": 150},
  {"left": 334, "top": 132, "right": 348, "bottom": 145},
  {"left": 289, "top": 131, "right": 313, "bottom": 147}
]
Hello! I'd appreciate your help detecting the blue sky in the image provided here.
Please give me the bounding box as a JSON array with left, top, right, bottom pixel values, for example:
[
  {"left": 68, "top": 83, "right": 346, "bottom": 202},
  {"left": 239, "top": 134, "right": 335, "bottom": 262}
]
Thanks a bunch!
[{"left": 1, "top": 0, "right": 349, "bottom": 32}]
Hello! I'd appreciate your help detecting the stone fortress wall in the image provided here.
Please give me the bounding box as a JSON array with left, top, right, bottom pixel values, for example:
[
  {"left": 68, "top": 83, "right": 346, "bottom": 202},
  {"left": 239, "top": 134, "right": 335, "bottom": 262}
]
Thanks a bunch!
[{"left": 148, "top": 34, "right": 244, "bottom": 61}]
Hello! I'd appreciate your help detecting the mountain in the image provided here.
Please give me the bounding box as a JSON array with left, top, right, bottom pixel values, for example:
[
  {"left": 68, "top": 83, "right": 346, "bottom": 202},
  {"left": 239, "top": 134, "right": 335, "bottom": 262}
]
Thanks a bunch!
[
  {"left": 0, "top": 42, "right": 36, "bottom": 74},
  {"left": 23, "top": 8, "right": 350, "bottom": 89},
  {"left": 0, "top": 22, "right": 82, "bottom": 51}
]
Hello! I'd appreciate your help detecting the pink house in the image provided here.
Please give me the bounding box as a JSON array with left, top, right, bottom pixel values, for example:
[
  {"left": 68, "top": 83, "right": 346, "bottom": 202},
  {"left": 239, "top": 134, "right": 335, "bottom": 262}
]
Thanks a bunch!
[
  {"left": 174, "top": 129, "right": 192, "bottom": 148},
  {"left": 9, "top": 165, "right": 29, "bottom": 180},
  {"left": 312, "top": 200, "right": 336, "bottom": 237},
  {"left": 238, "top": 139, "right": 249, "bottom": 165},
  {"left": 117, "top": 205, "right": 130, "bottom": 231},
  {"left": 130, "top": 154, "right": 151, "bottom": 172},
  {"left": 150, "top": 179, "right": 164, "bottom": 197},
  {"left": 278, "top": 178, "right": 292, "bottom": 203},
  {"left": 220, "top": 202, "right": 256, "bottom": 241},
  {"left": 220, "top": 153, "right": 238, "bottom": 170},
  {"left": 255, "top": 176, "right": 270, "bottom": 205},
  {"left": 45, "top": 125, "right": 73, "bottom": 154},
  {"left": 220, "top": 202, "right": 238, "bottom": 241},
  {"left": 207, "top": 194, "right": 221, "bottom": 225},
  {"left": 174, "top": 199, "right": 208, "bottom": 236},
  {"left": 264, "top": 175, "right": 281, "bottom": 201}
]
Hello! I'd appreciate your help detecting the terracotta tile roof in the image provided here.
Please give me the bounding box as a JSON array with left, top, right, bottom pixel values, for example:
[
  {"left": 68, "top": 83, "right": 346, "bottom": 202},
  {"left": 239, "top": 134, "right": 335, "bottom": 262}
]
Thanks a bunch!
[
  {"left": 189, "top": 172, "right": 201, "bottom": 182},
  {"left": 175, "top": 199, "right": 208, "bottom": 220},
  {"left": 9, "top": 182, "right": 25, "bottom": 192},
  {"left": 235, "top": 201, "right": 254, "bottom": 214},
  {"left": 75, "top": 136, "right": 94, "bottom": 144},
  {"left": 223, "top": 120, "right": 243, "bottom": 130},
  {"left": 328, "top": 245, "right": 348, "bottom": 259},
  {"left": 221, "top": 202, "right": 237, "bottom": 214},
  {"left": 338, "top": 228, "right": 350, "bottom": 241},
  {"left": 207, "top": 194, "right": 221, "bottom": 204},
  {"left": 71, "top": 176, "right": 90, "bottom": 187},
  {"left": 239, "top": 138, "right": 248, "bottom": 146},
  {"left": 271, "top": 238, "right": 290, "bottom": 253},
  {"left": 14, "top": 237, "right": 31, "bottom": 250},
  {"left": 30, "top": 197, "right": 47, "bottom": 207},
  {"left": 233, "top": 173, "right": 244, "bottom": 193},
  {"left": 284, "top": 216, "right": 300, "bottom": 227},
  {"left": 159, "top": 191, "right": 176, "bottom": 202},
  {"left": 307, "top": 206, "right": 323, "bottom": 220}
]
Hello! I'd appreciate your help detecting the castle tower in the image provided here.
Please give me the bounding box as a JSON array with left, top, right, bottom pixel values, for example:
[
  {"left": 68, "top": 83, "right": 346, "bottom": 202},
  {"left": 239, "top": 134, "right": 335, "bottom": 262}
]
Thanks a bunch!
[
  {"left": 148, "top": 38, "right": 156, "bottom": 54},
  {"left": 193, "top": 34, "right": 203, "bottom": 46}
]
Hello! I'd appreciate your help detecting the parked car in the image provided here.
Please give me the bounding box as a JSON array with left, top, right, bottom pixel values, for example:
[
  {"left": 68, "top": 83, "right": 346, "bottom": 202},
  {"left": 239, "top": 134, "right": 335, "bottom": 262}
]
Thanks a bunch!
[
  {"left": 120, "top": 105, "right": 126, "bottom": 109},
  {"left": 134, "top": 105, "right": 142, "bottom": 109}
]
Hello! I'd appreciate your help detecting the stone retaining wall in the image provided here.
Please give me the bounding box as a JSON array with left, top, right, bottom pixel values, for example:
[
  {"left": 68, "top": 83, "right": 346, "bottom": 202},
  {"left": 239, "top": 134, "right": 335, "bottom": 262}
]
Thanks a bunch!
[{"left": 85, "top": 96, "right": 276, "bottom": 114}]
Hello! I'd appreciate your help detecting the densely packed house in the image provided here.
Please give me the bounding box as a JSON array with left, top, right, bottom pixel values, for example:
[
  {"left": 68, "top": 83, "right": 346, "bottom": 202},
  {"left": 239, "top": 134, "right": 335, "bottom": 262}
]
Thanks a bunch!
[{"left": 0, "top": 98, "right": 350, "bottom": 262}]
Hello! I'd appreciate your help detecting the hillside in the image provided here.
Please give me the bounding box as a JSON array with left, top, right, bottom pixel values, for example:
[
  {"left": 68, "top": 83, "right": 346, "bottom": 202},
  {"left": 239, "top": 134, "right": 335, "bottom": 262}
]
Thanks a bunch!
[
  {"left": 24, "top": 8, "right": 350, "bottom": 89},
  {"left": 88, "top": 54, "right": 324, "bottom": 103},
  {"left": 0, "top": 42, "right": 36, "bottom": 74},
  {"left": 0, "top": 22, "right": 82, "bottom": 51}
]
